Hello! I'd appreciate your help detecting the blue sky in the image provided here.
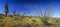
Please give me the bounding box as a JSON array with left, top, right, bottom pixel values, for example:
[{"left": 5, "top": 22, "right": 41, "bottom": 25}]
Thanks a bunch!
[{"left": 0, "top": 0, "right": 60, "bottom": 17}]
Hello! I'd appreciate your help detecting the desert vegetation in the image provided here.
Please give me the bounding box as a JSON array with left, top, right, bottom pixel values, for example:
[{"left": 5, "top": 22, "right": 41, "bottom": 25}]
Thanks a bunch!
[{"left": 0, "top": 2, "right": 60, "bottom": 27}]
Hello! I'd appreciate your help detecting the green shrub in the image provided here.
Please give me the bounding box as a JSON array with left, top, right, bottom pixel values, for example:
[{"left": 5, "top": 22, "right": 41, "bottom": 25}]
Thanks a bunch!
[{"left": 0, "top": 15, "right": 3, "bottom": 19}]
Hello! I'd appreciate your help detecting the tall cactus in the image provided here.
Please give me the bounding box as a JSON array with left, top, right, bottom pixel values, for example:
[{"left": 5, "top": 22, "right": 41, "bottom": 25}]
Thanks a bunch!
[
  {"left": 5, "top": 3, "right": 9, "bottom": 17},
  {"left": 13, "top": 10, "right": 16, "bottom": 16}
]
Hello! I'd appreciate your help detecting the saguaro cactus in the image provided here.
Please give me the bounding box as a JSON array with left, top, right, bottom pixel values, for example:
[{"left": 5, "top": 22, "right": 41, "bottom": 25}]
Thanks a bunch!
[
  {"left": 5, "top": 3, "right": 9, "bottom": 17},
  {"left": 13, "top": 10, "right": 16, "bottom": 16}
]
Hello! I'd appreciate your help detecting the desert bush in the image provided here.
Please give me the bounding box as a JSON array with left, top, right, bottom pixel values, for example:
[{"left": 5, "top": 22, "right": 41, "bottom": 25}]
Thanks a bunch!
[
  {"left": 11, "top": 24, "right": 27, "bottom": 27},
  {"left": 1, "top": 16, "right": 59, "bottom": 27},
  {"left": 0, "top": 15, "right": 3, "bottom": 19},
  {"left": 8, "top": 15, "right": 13, "bottom": 18}
]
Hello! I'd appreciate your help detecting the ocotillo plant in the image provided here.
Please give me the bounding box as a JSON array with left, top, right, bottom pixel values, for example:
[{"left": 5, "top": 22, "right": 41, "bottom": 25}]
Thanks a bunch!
[
  {"left": 5, "top": 3, "right": 9, "bottom": 17},
  {"left": 35, "top": 3, "right": 54, "bottom": 26}
]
